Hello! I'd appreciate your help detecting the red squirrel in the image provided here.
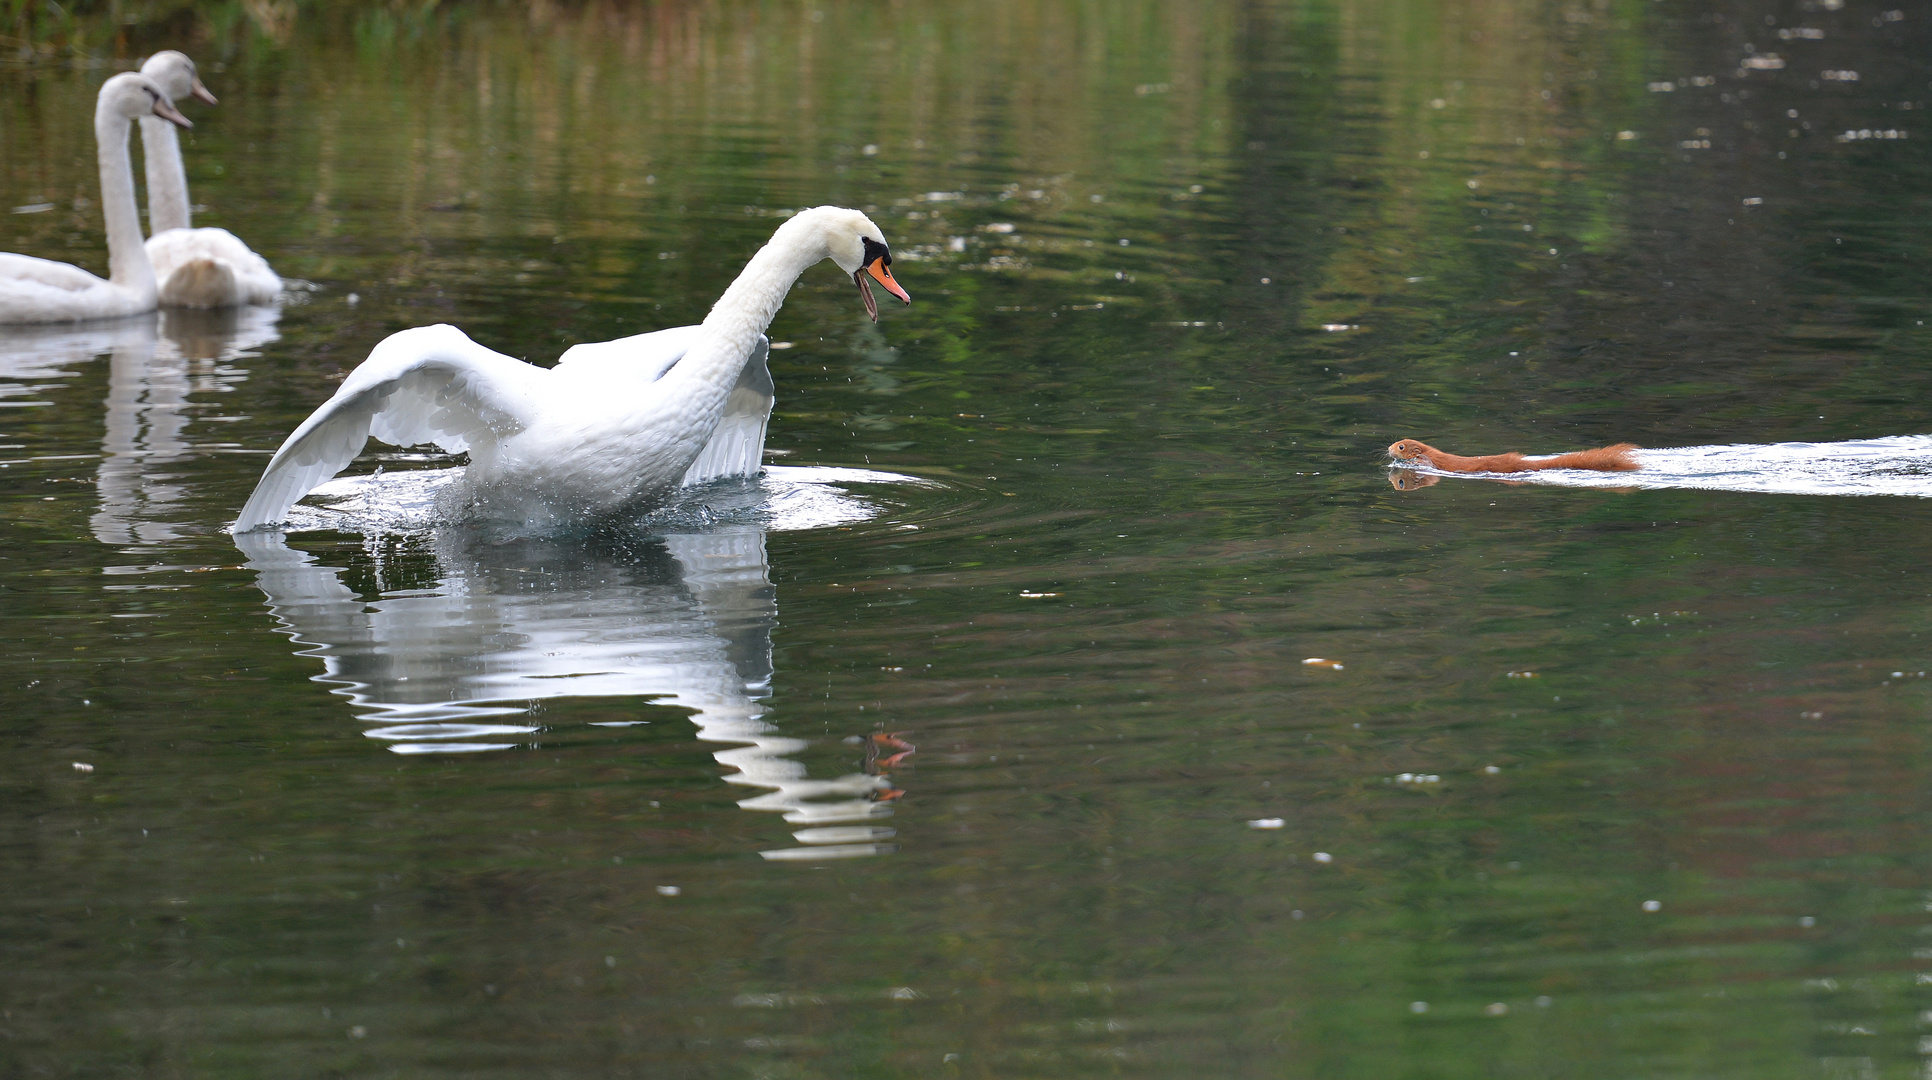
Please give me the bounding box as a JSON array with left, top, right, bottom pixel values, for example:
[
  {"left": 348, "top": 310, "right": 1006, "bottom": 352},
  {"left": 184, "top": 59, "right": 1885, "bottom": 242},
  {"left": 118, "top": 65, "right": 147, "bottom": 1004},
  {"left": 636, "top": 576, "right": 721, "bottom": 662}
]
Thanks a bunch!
[{"left": 1387, "top": 438, "right": 1640, "bottom": 473}]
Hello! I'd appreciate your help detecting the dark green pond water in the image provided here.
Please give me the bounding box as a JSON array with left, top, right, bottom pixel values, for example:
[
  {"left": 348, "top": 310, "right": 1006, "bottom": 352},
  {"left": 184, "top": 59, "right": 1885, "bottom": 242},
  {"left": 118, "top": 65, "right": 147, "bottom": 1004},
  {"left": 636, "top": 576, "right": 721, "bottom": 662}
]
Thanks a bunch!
[{"left": 4, "top": 1, "right": 1932, "bottom": 1076}]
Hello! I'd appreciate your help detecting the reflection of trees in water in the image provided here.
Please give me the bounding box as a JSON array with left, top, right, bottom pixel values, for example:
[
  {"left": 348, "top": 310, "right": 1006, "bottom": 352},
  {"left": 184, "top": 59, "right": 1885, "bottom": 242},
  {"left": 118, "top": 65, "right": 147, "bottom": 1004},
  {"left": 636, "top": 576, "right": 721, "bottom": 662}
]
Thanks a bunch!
[{"left": 237, "top": 525, "right": 899, "bottom": 860}]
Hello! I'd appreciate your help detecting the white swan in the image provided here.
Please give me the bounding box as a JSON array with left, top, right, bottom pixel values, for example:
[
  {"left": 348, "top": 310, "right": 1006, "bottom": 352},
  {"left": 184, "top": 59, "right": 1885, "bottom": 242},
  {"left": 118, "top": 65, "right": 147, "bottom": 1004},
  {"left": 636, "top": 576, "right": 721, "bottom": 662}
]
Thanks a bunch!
[
  {"left": 233, "top": 205, "right": 910, "bottom": 531},
  {"left": 138, "top": 51, "right": 282, "bottom": 309},
  {"left": 0, "top": 74, "right": 191, "bottom": 324}
]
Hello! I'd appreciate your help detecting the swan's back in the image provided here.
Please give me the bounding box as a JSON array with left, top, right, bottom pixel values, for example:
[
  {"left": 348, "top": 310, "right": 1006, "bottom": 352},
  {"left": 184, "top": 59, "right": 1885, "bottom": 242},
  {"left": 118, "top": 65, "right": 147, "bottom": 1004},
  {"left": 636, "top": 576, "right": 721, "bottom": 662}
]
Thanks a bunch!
[{"left": 148, "top": 227, "right": 281, "bottom": 308}]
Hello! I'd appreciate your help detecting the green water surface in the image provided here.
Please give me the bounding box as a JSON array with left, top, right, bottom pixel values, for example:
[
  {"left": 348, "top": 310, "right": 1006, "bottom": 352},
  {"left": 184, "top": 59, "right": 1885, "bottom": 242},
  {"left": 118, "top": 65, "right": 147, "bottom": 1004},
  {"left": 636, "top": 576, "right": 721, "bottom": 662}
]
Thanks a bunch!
[{"left": 3, "top": 1, "right": 1932, "bottom": 1076}]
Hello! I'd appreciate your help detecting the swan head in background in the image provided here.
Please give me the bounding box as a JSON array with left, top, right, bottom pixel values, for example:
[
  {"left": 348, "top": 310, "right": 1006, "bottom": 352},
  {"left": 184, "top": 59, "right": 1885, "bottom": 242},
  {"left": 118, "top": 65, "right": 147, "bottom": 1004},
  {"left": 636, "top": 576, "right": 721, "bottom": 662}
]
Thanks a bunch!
[
  {"left": 795, "top": 206, "right": 911, "bottom": 321},
  {"left": 139, "top": 50, "right": 219, "bottom": 106},
  {"left": 103, "top": 72, "right": 193, "bottom": 130}
]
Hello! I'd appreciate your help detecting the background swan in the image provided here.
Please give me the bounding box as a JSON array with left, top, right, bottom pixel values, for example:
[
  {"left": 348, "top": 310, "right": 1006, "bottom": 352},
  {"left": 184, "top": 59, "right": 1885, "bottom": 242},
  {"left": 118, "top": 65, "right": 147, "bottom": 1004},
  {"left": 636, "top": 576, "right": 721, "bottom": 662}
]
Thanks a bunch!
[
  {"left": 0, "top": 74, "right": 191, "bottom": 324},
  {"left": 139, "top": 51, "right": 282, "bottom": 309},
  {"left": 234, "top": 205, "right": 910, "bottom": 531}
]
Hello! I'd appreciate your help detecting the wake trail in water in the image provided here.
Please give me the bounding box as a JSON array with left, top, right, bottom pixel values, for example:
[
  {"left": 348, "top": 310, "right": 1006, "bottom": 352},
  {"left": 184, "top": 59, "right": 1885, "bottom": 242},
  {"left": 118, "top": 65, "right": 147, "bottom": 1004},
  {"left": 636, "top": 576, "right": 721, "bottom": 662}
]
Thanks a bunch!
[{"left": 1397, "top": 435, "right": 1932, "bottom": 498}]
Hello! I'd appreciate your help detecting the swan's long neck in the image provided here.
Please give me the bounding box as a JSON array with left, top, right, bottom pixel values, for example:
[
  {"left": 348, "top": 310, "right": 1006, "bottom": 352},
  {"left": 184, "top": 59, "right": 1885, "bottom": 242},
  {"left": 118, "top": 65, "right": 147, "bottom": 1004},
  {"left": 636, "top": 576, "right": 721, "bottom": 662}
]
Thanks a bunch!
[
  {"left": 96, "top": 101, "right": 155, "bottom": 296},
  {"left": 140, "top": 116, "right": 191, "bottom": 234},
  {"left": 663, "top": 221, "right": 824, "bottom": 395}
]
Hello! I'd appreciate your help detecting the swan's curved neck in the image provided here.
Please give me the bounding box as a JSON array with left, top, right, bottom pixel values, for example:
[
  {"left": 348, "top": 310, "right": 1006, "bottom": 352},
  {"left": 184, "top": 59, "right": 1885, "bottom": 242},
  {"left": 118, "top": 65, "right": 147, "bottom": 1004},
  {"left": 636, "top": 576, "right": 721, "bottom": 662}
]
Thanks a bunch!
[
  {"left": 96, "top": 103, "right": 155, "bottom": 296},
  {"left": 664, "top": 221, "right": 824, "bottom": 392},
  {"left": 140, "top": 116, "right": 191, "bottom": 234}
]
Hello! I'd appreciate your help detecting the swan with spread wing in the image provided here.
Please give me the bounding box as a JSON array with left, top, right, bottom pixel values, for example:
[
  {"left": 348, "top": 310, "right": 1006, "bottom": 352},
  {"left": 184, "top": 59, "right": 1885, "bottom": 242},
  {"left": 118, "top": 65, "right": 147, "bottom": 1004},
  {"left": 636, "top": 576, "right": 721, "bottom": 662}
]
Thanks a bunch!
[{"left": 233, "top": 206, "right": 910, "bottom": 531}]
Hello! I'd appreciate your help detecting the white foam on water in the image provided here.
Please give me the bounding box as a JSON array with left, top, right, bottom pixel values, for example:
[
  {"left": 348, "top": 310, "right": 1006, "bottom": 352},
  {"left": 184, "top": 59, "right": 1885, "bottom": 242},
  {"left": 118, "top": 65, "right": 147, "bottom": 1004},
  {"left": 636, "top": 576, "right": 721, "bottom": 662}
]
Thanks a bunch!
[{"left": 284, "top": 464, "right": 939, "bottom": 535}]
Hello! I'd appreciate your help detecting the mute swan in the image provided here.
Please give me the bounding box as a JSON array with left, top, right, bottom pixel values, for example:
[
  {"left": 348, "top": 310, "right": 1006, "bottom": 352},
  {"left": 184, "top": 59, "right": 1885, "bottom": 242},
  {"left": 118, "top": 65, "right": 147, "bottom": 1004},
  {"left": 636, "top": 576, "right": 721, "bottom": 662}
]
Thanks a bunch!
[
  {"left": 233, "top": 205, "right": 911, "bottom": 531},
  {"left": 0, "top": 74, "right": 191, "bottom": 324},
  {"left": 138, "top": 51, "right": 282, "bottom": 309}
]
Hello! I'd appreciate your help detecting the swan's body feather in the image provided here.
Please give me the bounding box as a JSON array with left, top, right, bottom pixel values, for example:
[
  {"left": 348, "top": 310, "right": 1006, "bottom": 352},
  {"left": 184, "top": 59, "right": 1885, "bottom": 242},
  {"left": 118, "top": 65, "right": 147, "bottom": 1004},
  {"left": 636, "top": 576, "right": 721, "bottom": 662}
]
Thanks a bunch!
[
  {"left": 147, "top": 227, "right": 281, "bottom": 308},
  {"left": 555, "top": 326, "right": 774, "bottom": 485},
  {"left": 235, "top": 205, "right": 906, "bottom": 533}
]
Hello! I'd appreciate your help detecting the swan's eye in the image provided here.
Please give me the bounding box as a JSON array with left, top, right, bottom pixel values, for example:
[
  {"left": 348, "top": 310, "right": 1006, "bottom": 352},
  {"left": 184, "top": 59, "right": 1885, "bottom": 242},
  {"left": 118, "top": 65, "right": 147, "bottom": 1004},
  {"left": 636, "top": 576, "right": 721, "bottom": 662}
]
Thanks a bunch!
[{"left": 860, "top": 236, "right": 891, "bottom": 268}]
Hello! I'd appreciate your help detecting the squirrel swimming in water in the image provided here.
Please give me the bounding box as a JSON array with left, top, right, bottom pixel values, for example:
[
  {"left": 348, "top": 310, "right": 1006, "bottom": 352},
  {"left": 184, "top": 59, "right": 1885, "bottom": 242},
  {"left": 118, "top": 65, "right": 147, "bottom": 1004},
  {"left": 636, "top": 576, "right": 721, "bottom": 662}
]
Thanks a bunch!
[{"left": 1388, "top": 438, "right": 1640, "bottom": 473}]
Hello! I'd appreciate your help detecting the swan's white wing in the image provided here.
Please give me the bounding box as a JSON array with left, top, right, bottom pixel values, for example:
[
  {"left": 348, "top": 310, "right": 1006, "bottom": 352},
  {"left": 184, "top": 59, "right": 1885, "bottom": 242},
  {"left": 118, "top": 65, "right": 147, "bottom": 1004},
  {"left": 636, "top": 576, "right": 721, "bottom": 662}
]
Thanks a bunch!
[
  {"left": 554, "top": 324, "right": 702, "bottom": 380},
  {"left": 234, "top": 324, "right": 547, "bottom": 531},
  {"left": 0, "top": 253, "right": 143, "bottom": 324},
  {"left": 0, "top": 253, "right": 105, "bottom": 294},
  {"left": 681, "top": 337, "right": 773, "bottom": 486}
]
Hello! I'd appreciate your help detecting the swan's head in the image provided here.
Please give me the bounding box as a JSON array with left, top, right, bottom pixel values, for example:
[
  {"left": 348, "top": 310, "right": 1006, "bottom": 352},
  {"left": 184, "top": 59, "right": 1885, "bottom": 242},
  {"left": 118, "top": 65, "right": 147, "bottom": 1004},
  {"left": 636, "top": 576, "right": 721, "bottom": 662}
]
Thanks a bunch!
[
  {"left": 140, "top": 51, "right": 218, "bottom": 107},
  {"left": 795, "top": 206, "right": 911, "bottom": 322},
  {"left": 98, "top": 73, "right": 193, "bottom": 130}
]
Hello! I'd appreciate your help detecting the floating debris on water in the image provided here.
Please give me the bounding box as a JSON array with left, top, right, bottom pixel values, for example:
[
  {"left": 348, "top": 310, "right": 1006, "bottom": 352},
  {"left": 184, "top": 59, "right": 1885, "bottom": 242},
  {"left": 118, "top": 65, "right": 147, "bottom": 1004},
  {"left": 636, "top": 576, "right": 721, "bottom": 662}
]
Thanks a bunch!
[
  {"left": 1484, "top": 765, "right": 1502, "bottom": 774},
  {"left": 1313, "top": 851, "right": 1334, "bottom": 864},
  {"left": 1392, "top": 773, "right": 1441, "bottom": 785},
  {"left": 1019, "top": 591, "right": 1060, "bottom": 598},
  {"left": 1302, "top": 658, "right": 1344, "bottom": 670},
  {"left": 1485, "top": 1002, "right": 1509, "bottom": 1017},
  {"left": 1837, "top": 128, "right": 1905, "bottom": 142},
  {"left": 1506, "top": 670, "right": 1537, "bottom": 679},
  {"left": 1642, "top": 899, "right": 1662, "bottom": 912},
  {"left": 1410, "top": 1001, "right": 1430, "bottom": 1014},
  {"left": 71, "top": 762, "right": 93, "bottom": 773},
  {"left": 656, "top": 885, "right": 682, "bottom": 896},
  {"left": 1248, "top": 818, "right": 1286, "bottom": 830}
]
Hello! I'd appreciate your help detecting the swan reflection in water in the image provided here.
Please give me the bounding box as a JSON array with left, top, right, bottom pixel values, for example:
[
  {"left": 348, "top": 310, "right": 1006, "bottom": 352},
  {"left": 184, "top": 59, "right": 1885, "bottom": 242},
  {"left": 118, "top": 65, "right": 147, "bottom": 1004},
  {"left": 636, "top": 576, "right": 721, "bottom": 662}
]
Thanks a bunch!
[
  {"left": 95, "top": 307, "right": 279, "bottom": 547},
  {"left": 1390, "top": 435, "right": 1932, "bottom": 498},
  {"left": 0, "top": 307, "right": 278, "bottom": 547},
  {"left": 235, "top": 470, "right": 927, "bottom": 861}
]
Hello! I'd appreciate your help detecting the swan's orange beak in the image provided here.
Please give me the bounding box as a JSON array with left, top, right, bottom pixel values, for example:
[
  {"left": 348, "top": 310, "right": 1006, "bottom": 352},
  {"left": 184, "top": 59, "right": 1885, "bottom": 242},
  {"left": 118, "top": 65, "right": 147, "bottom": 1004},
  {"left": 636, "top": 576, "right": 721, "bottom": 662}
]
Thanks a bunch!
[
  {"left": 866, "top": 257, "right": 910, "bottom": 307},
  {"left": 853, "top": 255, "right": 911, "bottom": 323},
  {"left": 191, "top": 79, "right": 218, "bottom": 106}
]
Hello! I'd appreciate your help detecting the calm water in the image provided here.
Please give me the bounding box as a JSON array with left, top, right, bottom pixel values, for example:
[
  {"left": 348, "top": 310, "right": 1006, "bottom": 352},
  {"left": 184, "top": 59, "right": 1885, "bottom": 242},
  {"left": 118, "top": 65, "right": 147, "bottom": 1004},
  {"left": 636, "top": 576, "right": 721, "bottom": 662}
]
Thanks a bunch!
[{"left": 4, "top": 1, "right": 1932, "bottom": 1076}]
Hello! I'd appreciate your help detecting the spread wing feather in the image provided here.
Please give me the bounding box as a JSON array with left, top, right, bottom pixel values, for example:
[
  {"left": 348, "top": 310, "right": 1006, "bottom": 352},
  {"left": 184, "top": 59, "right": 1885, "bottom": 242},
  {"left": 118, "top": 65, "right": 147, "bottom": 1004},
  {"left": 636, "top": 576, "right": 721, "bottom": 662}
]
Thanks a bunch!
[
  {"left": 233, "top": 324, "right": 547, "bottom": 531},
  {"left": 682, "top": 338, "right": 773, "bottom": 486}
]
